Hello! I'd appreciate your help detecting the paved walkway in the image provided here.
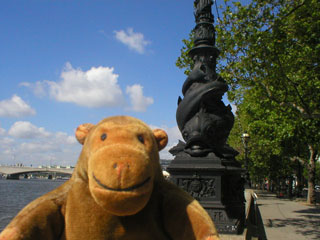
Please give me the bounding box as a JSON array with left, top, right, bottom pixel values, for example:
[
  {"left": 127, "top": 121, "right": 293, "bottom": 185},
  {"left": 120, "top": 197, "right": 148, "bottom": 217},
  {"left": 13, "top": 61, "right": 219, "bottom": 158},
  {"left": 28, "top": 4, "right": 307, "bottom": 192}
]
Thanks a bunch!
[{"left": 256, "top": 190, "right": 320, "bottom": 240}]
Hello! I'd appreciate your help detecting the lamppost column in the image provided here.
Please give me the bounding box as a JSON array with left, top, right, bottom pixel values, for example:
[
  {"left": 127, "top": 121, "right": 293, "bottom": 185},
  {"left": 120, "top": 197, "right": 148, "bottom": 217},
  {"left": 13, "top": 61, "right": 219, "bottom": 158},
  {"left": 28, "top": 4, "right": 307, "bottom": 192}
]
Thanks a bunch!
[
  {"left": 241, "top": 132, "right": 251, "bottom": 188},
  {"left": 167, "top": 0, "right": 246, "bottom": 234}
]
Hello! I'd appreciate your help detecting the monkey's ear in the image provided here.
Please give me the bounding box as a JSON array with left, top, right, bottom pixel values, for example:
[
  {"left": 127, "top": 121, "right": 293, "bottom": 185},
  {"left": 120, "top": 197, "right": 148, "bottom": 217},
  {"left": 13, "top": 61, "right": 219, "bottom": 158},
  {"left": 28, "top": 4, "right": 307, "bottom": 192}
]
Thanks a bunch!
[
  {"left": 153, "top": 129, "right": 168, "bottom": 151},
  {"left": 75, "top": 123, "right": 95, "bottom": 145}
]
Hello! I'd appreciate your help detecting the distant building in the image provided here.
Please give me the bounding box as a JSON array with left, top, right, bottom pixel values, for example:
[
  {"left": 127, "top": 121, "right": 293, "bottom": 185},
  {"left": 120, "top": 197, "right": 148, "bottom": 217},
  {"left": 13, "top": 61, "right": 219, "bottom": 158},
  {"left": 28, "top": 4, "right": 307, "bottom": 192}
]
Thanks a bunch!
[
  {"left": 160, "top": 159, "right": 171, "bottom": 170},
  {"left": 56, "top": 165, "right": 66, "bottom": 169}
]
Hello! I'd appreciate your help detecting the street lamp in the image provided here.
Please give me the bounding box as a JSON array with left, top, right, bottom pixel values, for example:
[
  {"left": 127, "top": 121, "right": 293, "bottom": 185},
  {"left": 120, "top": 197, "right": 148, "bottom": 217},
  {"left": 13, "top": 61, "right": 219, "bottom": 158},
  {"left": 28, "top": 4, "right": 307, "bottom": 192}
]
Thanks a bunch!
[
  {"left": 241, "top": 132, "right": 251, "bottom": 188},
  {"left": 167, "top": 0, "right": 246, "bottom": 233}
]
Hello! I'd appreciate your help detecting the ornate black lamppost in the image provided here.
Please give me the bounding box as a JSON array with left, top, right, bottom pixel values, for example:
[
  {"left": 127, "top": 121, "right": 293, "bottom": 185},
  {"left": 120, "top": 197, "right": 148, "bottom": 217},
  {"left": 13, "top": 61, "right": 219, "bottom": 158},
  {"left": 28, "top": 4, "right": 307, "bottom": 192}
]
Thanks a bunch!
[
  {"left": 241, "top": 132, "right": 251, "bottom": 188},
  {"left": 167, "top": 0, "right": 245, "bottom": 234}
]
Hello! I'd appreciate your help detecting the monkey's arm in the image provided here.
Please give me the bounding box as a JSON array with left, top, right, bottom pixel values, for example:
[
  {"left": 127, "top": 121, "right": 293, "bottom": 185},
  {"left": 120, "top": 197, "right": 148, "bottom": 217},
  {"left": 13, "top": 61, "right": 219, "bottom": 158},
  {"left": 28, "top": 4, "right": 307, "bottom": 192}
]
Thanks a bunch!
[{"left": 161, "top": 181, "right": 220, "bottom": 240}]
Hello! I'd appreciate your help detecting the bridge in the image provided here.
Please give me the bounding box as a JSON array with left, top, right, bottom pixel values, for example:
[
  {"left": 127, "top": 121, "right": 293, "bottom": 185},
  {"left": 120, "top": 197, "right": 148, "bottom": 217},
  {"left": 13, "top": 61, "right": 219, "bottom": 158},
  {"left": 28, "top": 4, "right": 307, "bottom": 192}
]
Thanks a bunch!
[
  {"left": 0, "top": 160, "right": 171, "bottom": 180},
  {"left": 0, "top": 166, "right": 74, "bottom": 179}
]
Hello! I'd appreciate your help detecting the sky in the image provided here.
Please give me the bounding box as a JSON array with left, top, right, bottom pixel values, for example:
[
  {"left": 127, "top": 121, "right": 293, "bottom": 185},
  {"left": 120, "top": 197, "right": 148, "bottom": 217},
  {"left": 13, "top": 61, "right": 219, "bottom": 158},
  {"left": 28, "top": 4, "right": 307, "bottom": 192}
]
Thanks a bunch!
[{"left": 0, "top": 0, "right": 235, "bottom": 167}]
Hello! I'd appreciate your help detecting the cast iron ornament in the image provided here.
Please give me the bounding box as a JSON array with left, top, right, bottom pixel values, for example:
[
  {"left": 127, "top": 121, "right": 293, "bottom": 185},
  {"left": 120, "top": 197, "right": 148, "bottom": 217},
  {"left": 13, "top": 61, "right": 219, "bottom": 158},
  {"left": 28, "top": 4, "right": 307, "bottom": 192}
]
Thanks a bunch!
[
  {"left": 170, "top": 0, "right": 237, "bottom": 158},
  {"left": 168, "top": 1, "right": 245, "bottom": 234}
]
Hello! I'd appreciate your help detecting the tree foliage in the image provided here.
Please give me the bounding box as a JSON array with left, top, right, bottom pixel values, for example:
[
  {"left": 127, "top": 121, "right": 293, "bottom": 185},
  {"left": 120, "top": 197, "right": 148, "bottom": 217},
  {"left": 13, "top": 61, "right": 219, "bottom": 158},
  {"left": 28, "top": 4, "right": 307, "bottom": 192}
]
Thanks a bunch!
[
  {"left": 177, "top": 0, "right": 320, "bottom": 203},
  {"left": 176, "top": 31, "right": 195, "bottom": 75}
]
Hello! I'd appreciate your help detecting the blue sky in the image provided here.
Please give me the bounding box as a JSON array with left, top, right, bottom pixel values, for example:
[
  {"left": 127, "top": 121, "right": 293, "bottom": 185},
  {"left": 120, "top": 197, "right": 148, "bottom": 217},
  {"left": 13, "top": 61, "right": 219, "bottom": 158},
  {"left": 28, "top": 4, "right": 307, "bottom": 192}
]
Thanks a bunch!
[{"left": 0, "top": 0, "right": 234, "bottom": 166}]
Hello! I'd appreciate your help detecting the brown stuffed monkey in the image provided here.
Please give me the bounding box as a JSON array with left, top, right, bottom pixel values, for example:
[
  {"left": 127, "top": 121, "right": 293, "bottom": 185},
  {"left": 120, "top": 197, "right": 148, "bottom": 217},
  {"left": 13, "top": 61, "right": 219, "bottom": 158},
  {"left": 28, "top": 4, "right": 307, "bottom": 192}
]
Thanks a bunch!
[{"left": 0, "top": 116, "right": 220, "bottom": 240}]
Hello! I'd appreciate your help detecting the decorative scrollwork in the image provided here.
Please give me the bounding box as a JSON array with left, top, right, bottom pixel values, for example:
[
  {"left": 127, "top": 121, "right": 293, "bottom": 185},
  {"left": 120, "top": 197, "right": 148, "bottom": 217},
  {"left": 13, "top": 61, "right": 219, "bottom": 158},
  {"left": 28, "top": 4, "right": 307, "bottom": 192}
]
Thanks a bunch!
[
  {"left": 194, "top": 0, "right": 214, "bottom": 24},
  {"left": 194, "top": 24, "right": 215, "bottom": 45},
  {"left": 177, "top": 176, "right": 216, "bottom": 199},
  {"left": 206, "top": 209, "right": 228, "bottom": 222}
]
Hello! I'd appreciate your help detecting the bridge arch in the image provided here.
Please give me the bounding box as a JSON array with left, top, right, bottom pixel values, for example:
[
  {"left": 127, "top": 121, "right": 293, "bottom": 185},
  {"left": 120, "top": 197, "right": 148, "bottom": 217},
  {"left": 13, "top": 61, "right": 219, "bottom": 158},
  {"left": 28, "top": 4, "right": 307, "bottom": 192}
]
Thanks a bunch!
[{"left": 0, "top": 166, "right": 73, "bottom": 180}]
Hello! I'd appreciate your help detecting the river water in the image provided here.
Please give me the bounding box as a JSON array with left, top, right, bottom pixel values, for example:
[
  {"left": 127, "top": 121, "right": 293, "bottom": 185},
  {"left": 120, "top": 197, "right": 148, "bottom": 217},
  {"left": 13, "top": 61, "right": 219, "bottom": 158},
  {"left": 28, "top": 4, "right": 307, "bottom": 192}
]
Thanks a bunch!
[{"left": 0, "top": 179, "right": 65, "bottom": 232}]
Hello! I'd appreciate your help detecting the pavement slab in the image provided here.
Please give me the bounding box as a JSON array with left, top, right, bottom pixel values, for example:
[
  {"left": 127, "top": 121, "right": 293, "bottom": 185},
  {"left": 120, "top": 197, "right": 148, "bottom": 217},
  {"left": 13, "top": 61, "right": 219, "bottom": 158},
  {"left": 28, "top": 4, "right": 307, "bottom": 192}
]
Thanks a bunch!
[{"left": 256, "top": 191, "right": 320, "bottom": 240}]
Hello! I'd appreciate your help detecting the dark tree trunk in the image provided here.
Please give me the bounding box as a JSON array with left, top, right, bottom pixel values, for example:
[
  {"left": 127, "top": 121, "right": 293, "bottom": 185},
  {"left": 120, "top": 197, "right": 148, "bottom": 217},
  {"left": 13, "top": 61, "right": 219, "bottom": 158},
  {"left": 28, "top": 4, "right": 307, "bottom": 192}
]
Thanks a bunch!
[
  {"left": 296, "top": 160, "right": 303, "bottom": 197},
  {"left": 307, "top": 145, "right": 317, "bottom": 204},
  {"left": 288, "top": 176, "right": 293, "bottom": 198}
]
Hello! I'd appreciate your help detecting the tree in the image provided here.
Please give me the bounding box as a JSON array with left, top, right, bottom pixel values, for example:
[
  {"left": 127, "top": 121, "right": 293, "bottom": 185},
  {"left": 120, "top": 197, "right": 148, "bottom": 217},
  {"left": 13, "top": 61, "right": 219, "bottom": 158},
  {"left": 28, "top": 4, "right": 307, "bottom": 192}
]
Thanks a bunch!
[
  {"left": 229, "top": 89, "right": 298, "bottom": 191},
  {"left": 177, "top": 0, "right": 320, "bottom": 204}
]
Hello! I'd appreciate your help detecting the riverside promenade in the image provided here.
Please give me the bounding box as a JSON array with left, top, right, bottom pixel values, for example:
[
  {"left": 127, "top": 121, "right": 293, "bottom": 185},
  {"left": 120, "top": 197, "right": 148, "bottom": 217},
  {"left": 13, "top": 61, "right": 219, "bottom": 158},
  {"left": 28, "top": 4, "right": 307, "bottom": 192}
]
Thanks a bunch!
[{"left": 256, "top": 190, "right": 320, "bottom": 240}]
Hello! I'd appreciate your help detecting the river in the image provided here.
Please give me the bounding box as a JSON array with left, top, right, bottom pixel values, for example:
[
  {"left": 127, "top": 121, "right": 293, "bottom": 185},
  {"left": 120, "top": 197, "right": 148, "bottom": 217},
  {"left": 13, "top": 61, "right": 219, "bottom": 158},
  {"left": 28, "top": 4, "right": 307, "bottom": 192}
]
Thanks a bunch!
[{"left": 0, "top": 178, "right": 65, "bottom": 232}]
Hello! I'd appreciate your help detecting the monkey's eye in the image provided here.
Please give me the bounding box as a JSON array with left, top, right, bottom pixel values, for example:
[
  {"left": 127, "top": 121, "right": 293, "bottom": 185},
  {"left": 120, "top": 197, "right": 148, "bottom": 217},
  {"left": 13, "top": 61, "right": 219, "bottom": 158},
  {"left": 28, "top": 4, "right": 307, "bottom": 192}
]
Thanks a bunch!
[
  {"left": 101, "top": 133, "right": 107, "bottom": 141},
  {"left": 137, "top": 135, "right": 144, "bottom": 144}
]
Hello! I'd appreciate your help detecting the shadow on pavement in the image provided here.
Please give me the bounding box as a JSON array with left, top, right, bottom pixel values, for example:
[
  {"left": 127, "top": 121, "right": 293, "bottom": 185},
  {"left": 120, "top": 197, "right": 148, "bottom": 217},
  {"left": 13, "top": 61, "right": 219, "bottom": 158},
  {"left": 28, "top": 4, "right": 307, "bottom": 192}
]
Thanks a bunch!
[
  {"left": 264, "top": 205, "right": 320, "bottom": 239},
  {"left": 253, "top": 190, "right": 320, "bottom": 239},
  {"left": 257, "top": 203, "right": 285, "bottom": 208},
  {"left": 295, "top": 208, "right": 320, "bottom": 214},
  {"left": 268, "top": 218, "right": 320, "bottom": 240}
]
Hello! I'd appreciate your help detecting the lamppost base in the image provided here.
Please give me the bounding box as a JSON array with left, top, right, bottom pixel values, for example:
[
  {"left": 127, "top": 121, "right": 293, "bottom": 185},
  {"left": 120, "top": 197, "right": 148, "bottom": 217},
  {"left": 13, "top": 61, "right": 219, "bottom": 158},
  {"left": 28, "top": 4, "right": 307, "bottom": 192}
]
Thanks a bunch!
[{"left": 167, "top": 152, "right": 245, "bottom": 234}]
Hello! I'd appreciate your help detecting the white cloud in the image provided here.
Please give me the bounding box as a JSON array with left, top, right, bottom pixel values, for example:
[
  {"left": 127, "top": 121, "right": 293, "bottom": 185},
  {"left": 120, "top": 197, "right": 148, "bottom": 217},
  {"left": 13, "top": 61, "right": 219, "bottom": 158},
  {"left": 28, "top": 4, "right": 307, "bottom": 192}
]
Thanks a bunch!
[
  {"left": 8, "top": 121, "right": 51, "bottom": 139},
  {"left": 55, "top": 132, "right": 77, "bottom": 145},
  {"left": 0, "top": 126, "right": 5, "bottom": 136},
  {"left": 0, "top": 95, "right": 36, "bottom": 117},
  {"left": 126, "top": 84, "right": 154, "bottom": 112},
  {"left": 0, "top": 122, "right": 80, "bottom": 166},
  {"left": 20, "top": 81, "right": 47, "bottom": 97},
  {"left": 47, "top": 62, "right": 124, "bottom": 108},
  {"left": 19, "top": 142, "right": 59, "bottom": 153},
  {"left": 19, "top": 63, "right": 154, "bottom": 112},
  {"left": 0, "top": 137, "right": 14, "bottom": 145},
  {"left": 114, "top": 28, "right": 150, "bottom": 54}
]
